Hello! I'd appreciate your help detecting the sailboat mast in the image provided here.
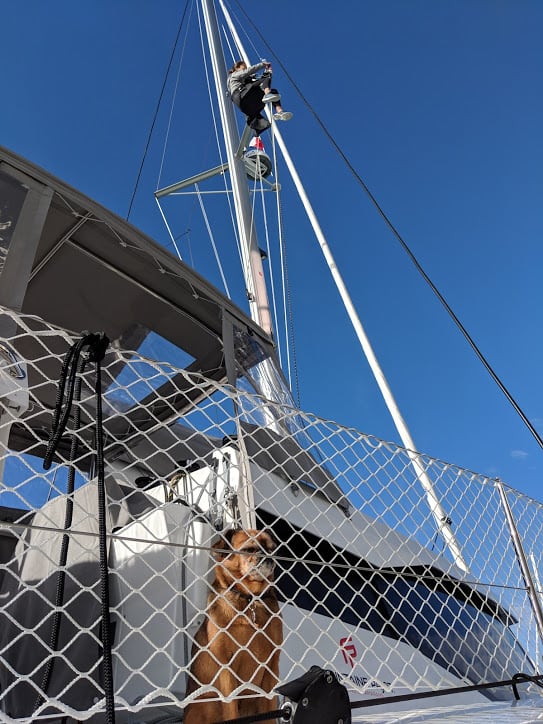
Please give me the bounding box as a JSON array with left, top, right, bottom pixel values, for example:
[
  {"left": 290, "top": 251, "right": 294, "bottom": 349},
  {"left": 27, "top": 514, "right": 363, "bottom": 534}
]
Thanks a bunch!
[
  {"left": 200, "top": 0, "right": 273, "bottom": 337},
  {"left": 216, "top": 1, "right": 468, "bottom": 573}
]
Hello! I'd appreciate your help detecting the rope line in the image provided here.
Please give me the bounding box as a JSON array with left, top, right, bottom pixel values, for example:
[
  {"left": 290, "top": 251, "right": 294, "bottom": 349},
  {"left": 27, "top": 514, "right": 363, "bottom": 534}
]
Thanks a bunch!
[
  {"left": 91, "top": 336, "right": 115, "bottom": 724},
  {"left": 351, "top": 671, "right": 543, "bottom": 710},
  {"left": 188, "top": 672, "right": 543, "bottom": 723},
  {"left": 273, "top": 144, "right": 300, "bottom": 407},
  {"left": 34, "top": 353, "right": 86, "bottom": 715},
  {"left": 231, "top": 0, "right": 543, "bottom": 454},
  {"left": 221, "top": 0, "right": 261, "bottom": 61},
  {"left": 38, "top": 333, "right": 114, "bottom": 722},
  {"left": 267, "top": 123, "right": 289, "bottom": 386},
  {"left": 2, "top": 516, "right": 530, "bottom": 594}
]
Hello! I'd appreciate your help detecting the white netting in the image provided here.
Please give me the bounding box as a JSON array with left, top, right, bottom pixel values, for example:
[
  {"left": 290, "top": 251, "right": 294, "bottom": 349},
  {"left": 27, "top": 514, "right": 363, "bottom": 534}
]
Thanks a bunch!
[{"left": 1, "top": 308, "right": 542, "bottom": 722}]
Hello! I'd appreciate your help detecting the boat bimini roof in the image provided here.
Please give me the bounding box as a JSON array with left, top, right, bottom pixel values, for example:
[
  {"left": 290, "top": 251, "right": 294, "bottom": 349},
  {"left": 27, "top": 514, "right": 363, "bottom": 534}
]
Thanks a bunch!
[
  {"left": 0, "top": 144, "right": 275, "bottom": 377},
  {"left": 0, "top": 144, "right": 348, "bottom": 511}
]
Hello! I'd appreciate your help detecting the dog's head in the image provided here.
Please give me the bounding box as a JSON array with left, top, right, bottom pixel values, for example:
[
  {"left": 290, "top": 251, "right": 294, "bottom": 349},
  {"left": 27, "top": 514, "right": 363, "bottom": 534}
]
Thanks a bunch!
[{"left": 212, "top": 528, "right": 277, "bottom": 585}]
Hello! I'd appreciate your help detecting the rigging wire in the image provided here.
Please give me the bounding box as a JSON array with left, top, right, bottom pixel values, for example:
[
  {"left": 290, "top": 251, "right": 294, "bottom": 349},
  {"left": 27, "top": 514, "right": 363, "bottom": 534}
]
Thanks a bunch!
[
  {"left": 126, "top": 0, "right": 191, "bottom": 221},
  {"left": 231, "top": 0, "right": 543, "bottom": 453},
  {"left": 157, "top": 1, "right": 195, "bottom": 189},
  {"left": 220, "top": 2, "right": 300, "bottom": 396},
  {"left": 269, "top": 122, "right": 301, "bottom": 407},
  {"left": 155, "top": 1, "right": 224, "bottom": 266},
  {"left": 266, "top": 121, "right": 292, "bottom": 391},
  {"left": 255, "top": 165, "right": 283, "bottom": 363},
  {"left": 155, "top": 197, "right": 184, "bottom": 261},
  {"left": 221, "top": 23, "right": 237, "bottom": 65},
  {"left": 281, "top": 218, "right": 301, "bottom": 408},
  {"left": 247, "top": 165, "right": 261, "bottom": 306},
  {"left": 154, "top": 0, "right": 295, "bottom": 382},
  {"left": 267, "top": 130, "right": 289, "bottom": 384},
  {"left": 218, "top": 0, "right": 299, "bottom": 394},
  {"left": 221, "top": 0, "right": 261, "bottom": 60},
  {"left": 222, "top": 0, "right": 301, "bottom": 401},
  {"left": 196, "top": 0, "right": 249, "bottom": 294},
  {"left": 195, "top": 182, "right": 231, "bottom": 296}
]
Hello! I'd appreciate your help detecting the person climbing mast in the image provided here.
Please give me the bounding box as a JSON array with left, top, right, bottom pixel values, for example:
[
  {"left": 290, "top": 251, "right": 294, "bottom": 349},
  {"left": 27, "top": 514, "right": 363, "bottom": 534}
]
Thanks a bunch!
[{"left": 227, "top": 60, "right": 293, "bottom": 135}]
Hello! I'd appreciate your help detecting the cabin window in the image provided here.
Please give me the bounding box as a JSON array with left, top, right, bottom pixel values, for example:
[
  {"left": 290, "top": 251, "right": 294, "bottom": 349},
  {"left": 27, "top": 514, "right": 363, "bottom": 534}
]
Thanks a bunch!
[
  {"left": 104, "top": 330, "right": 195, "bottom": 413},
  {"left": 382, "top": 576, "right": 528, "bottom": 694}
]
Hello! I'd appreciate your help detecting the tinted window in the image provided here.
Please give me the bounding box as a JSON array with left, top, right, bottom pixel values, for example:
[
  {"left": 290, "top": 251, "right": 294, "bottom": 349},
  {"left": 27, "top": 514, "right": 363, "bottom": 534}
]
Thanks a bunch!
[
  {"left": 381, "top": 577, "right": 531, "bottom": 698},
  {"left": 258, "top": 510, "right": 532, "bottom": 699}
]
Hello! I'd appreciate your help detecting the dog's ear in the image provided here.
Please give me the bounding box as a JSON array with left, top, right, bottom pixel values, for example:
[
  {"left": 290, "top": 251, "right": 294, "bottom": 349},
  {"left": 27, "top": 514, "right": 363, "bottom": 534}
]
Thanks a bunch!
[{"left": 212, "top": 528, "right": 236, "bottom": 561}]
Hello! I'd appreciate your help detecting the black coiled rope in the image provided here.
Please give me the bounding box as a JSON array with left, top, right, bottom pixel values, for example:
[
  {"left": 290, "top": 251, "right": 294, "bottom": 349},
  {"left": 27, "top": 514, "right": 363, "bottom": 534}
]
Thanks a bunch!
[
  {"left": 36, "top": 332, "right": 114, "bottom": 723},
  {"left": 34, "top": 350, "right": 86, "bottom": 714}
]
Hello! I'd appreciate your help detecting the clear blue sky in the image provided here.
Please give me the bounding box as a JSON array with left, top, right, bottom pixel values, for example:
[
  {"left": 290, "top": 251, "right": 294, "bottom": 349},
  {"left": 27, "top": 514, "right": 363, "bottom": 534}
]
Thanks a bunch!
[{"left": 3, "top": 1, "right": 543, "bottom": 501}]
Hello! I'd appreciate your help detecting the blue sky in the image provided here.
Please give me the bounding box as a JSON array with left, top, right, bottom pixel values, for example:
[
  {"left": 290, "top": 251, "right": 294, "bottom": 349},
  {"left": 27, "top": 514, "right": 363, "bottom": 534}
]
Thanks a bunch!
[{"left": 3, "top": 1, "right": 543, "bottom": 501}]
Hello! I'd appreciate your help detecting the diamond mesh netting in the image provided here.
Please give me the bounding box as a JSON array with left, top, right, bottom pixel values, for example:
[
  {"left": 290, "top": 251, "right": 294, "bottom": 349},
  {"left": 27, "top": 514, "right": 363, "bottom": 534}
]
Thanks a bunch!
[{"left": 0, "top": 309, "right": 542, "bottom": 722}]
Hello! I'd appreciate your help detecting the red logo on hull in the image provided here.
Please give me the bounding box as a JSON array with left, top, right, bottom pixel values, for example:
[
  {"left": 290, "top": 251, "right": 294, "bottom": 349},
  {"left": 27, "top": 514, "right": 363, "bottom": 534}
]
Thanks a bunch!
[{"left": 339, "top": 636, "right": 357, "bottom": 668}]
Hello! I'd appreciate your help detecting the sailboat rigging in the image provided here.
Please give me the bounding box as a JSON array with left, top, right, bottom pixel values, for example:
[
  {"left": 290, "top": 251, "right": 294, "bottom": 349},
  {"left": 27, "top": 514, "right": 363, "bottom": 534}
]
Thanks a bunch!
[
  {"left": 0, "top": 2, "right": 542, "bottom": 722},
  {"left": 157, "top": 0, "right": 468, "bottom": 570}
]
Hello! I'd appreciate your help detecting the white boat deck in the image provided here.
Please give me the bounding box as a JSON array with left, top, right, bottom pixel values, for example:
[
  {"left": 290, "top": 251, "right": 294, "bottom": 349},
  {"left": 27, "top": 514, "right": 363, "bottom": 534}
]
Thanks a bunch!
[{"left": 351, "top": 699, "right": 543, "bottom": 723}]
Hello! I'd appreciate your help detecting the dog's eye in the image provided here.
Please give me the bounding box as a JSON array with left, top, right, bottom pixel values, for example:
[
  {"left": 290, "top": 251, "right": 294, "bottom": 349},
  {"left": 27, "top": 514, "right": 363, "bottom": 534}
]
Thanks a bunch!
[{"left": 241, "top": 547, "right": 261, "bottom": 555}]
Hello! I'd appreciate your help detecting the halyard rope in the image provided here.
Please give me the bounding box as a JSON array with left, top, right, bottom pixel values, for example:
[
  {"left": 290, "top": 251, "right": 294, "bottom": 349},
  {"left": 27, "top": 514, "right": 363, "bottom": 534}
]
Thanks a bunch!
[{"left": 38, "top": 333, "right": 114, "bottom": 723}]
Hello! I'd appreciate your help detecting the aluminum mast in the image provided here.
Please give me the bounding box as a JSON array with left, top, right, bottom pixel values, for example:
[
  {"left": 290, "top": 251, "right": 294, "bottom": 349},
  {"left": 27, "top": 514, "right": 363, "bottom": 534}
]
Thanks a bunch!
[{"left": 201, "top": 0, "right": 272, "bottom": 337}]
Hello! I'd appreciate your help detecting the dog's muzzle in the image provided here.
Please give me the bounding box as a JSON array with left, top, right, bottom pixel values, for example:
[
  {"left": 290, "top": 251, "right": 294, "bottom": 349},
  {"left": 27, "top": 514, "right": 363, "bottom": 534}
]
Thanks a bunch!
[{"left": 255, "top": 556, "right": 275, "bottom": 577}]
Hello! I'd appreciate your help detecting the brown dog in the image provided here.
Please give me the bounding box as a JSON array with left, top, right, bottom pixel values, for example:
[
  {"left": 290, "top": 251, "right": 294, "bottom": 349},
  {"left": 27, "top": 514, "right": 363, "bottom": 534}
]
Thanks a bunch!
[{"left": 184, "top": 528, "right": 283, "bottom": 724}]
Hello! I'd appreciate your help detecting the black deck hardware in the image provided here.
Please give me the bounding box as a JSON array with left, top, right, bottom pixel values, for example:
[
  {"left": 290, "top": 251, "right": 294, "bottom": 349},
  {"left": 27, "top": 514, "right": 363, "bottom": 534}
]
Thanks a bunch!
[{"left": 277, "top": 666, "right": 351, "bottom": 724}]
